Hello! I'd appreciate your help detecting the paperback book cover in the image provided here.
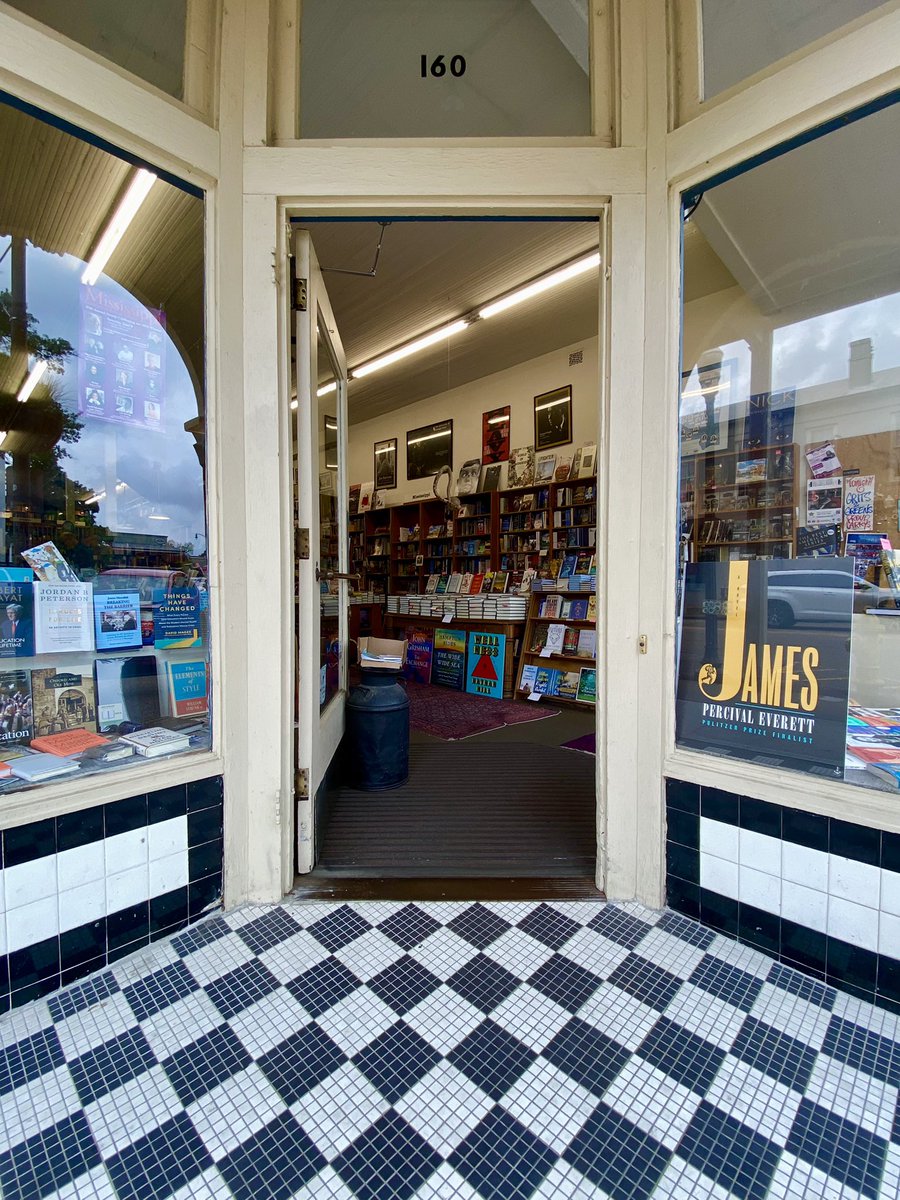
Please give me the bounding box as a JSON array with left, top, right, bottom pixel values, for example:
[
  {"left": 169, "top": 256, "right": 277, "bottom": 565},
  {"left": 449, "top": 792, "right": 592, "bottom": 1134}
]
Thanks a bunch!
[
  {"left": 30, "top": 729, "right": 109, "bottom": 757},
  {"left": 446, "top": 573, "right": 463, "bottom": 594},
  {"left": 535, "top": 453, "right": 556, "bottom": 482},
  {"left": 34, "top": 583, "right": 94, "bottom": 654},
  {"left": 10, "top": 752, "right": 78, "bottom": 781},
  {"left": 165, "top": 659, "right": 209, "bottom": 717},
  {"left": 796, "top": 526, "right": 840, "bottom": 557},
  {"left": 491, "top": 571, "right": 509, "bottom": 594},
  {"left": 94, "top": 592, "right": 142, "bottom": 650},
  {"left": 557, "top": 670, "right": 580, "bottom": 700},
  {"left": 577, "top": 667, "right": 597, "bottom": 703},
  {"left": 0, "top": 581, "right": 34, "bottom": 658},
  {"left": 469, "top": 573, "right": 485, "bottom": 594},
  {"left": 0, "top": 670, "right": 33, "bottom": 746},
  {"left": 506, "top": 446, "right": 535, "bottom": 489},
  {"left": 31, "top": 666, "right": 97, "bottom": 738},
  {"left": 466, "top": 630, "right": 505, "bottom": 699},
  {"left": 533, "top": 666, "right": 559, "bottom": 696},
  {"left": 564, "top": 598, "right": 589, "bottom": 620},
  {"left": 403, "top": 628, "right": 434, "bottom": 686},
  {"left": 20, "top": 541, "right": 79, "bottom": 583},
  {"left": 457, "top": 459, "right": 482, "bottom": 496},
  {"left": 544, "top": 623, "right": 566, "bottom": 656},
  {"left": 555, "top": 456, "right": 572, "bottom": 482},
  {"left": 578, "top": 444, "right": 597, "bottom": 478},
  {"left": 520, "top": 664, "right": 538, "bottom": 693},
  {"left": 432, "top": 627, "right": 466, "bottom": 691},
  {"left": 425, "top": 574, "right": 439, "bottom": 594},
  {"left": 94, "top": 655, "right": 160, "bottom": 732},
  {"left": 435, "top": 574, "right": 449, "bottom": 595},
  {"left": 153, "top": 587, "right": 203, "bottom": 648},
  {"left": 577, "top": 629, "right": 597, "bottom": 658}
]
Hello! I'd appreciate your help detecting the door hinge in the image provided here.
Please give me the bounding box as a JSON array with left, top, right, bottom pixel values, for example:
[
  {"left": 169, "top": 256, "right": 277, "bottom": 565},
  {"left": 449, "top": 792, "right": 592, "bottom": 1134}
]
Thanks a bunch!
[
  {"left": 296, "top": 527, "right": 310, "bottom": 559},
  {"left": 294, "top": 276, "right": 308, "bottom": 311},
  {"left": 295, "top": 767, "right": 309, "bottom": 797}
]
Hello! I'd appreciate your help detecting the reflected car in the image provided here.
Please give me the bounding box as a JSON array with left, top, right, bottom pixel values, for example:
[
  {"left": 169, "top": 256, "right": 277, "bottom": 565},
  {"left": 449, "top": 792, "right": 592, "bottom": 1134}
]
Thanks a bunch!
[{"left": 766, "top": 569, "right": 896, "bottom": 628}]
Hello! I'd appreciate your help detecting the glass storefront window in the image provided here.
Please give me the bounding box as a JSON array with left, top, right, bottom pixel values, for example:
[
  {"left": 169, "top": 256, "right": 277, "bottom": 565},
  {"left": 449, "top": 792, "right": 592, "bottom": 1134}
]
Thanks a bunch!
[
  {"left": 675, "top": 98, "right": 900, "bottom": 791},
  {"left": 0, "top": 97, "right": 210, "bottom": 789},
  {"left": 6, "top": 0, "right": 189, "bottom": 100},
  {"left": 299, "top": 0, "right": 594, "bottom": 138},
  {"left": 699, "top": 0, "right": 890, "bottom": 100}
]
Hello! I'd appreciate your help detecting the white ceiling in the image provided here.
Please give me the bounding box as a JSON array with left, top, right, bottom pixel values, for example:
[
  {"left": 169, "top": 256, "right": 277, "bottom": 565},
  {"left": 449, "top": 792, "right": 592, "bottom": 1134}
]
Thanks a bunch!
[{"left": 297, "top": 219, "right": 601, "bottom": 424}]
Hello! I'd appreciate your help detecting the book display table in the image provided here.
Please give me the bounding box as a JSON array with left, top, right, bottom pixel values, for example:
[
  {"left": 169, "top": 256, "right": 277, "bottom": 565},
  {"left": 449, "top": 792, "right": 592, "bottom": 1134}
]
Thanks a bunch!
[{"left": 384, "top": 612, "right": 526, "bottom": 699}]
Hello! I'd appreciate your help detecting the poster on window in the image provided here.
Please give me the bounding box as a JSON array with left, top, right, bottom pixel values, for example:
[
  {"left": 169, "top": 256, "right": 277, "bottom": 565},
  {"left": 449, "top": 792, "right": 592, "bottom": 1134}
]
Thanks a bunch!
[
  {"left": 79, "top": 283, "right": 165, "bottom": 430},
  {"left": 807, "top": 478, "right": 843, "bottom": 527},
  {"left": 676, "top": 559, "right": 853, "bottom": 778},
  {"left": 844, "top": 474, "right": 876, "bottom": 532}
]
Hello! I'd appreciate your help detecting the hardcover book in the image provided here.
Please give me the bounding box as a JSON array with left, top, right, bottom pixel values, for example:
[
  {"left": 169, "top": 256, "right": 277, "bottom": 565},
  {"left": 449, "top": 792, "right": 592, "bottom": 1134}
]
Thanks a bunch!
[
  {"left": 457, "top": 459, "right": 482, "bottom": 496},
  {"left": 491, "top": 571, "right": 509, "bottom": 594},
  {"left": 563, "top": 627, "right": 579, "bottom": 654},
  {"left": 10, "top": 752, "right": 79, "bottom": 781},
  {"left": 0, "top": 669, "right": 33, "bottom": 746},
  {"left": 119, "top": 726, "right": 190, "bottom": 758},
  {"left": 0, "top": 581, "right": 34, "bottom": 658},
  {"left": 544, "top": 623, "right": 567, "bottom": 656},
  {"left": 520, "top": 664, "right": 538, "bottom": 693},
  {"left": 577, "top": 629, "right": 597, "bottom": 658},
  {"left": 557, "top": 670, "right": 580, "bottom": 700},
  {"left": 94, "top": 592, "right": 143, "bottom": 650},
  {"left": 577, "top": 667, "right": 597, "bottom": 703},
  {"left": 31, "top": 666, "right": 97, "bottom": 738},
  {"left": 403, "top": 628, "right": 434, "bottom": 686},
  {"left": 30, "top": 729, "right": 109, "bottom": 757},
  {"left": 533, "top": 666, "right": 559, "bottom": 696},
  {"left": 20, "top": 541, "right": 79, "bottom": 583},
  {"left": 435, "top": 574, "right": 449, "bottom": 594},
  {"left": 535, "top": 453, "right": 556, "bottom": 482},
  {"left": 446, "top": 573, "right": 463, "bottom": 594},
  {"left": 34, "top": 582, "right": 94, "bottom": 654},
  {"left": 165, "top": 659, "right": 209, "bottom": 717},
  {"left": 425, "top": 574, "right": 439, "bottom": 594},
  {"left": 480, "top": 464, "right": 502, "bottom": 492},
  {"left": 578, "top": 444, "right": 597, "bottom": 478},
  {"left": 555, "top": 456, "right": 572, "bottom": 482},
  {"left": 506, "top": 446, "right": 535, "bottom": 489}
]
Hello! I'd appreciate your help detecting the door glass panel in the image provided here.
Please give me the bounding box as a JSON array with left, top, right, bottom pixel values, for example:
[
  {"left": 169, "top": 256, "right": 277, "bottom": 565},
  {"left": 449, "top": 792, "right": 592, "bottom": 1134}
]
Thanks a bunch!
[
  {"left": 299, "top": 0, "right": 593, "bottom": 137},
  {"left": 318, "top": 321, "right": 343, "bottom": 711},
  {"left": 700, "top": 0, "right": 890, "bottom": 100}
]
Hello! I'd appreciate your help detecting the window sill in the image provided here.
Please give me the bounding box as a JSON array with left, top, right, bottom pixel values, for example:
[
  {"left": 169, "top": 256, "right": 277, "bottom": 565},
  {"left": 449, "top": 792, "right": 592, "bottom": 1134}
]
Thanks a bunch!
[{"left": 0, "top": 749, "right": 224, "bottom": 831}]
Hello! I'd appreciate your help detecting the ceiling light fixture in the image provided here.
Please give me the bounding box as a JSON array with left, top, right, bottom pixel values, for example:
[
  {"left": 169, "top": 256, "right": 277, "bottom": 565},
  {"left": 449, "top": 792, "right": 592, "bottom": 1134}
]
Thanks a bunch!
[
  {"left": 534, "top": 396, "right": 570, "bottom": 412},
  {"left": 407, "top": 429, "right": 452, "bottom": 447},
  {"left": 81, "top": 168, "right": 157, "bottom": 286},
  {"left": 318, "top": 382, "right": 337, "bottom": 397},
  {"left": 17, "top": 360, "right": 47, "bottom": 403},
  {"left": 478, "top": 252, "right": 601, "bottom": 320},
  {"left": 352, "top": 319, "right": 469, "bottom": 379},
  {"left": 487, "top": 413, "right": 509, "bottom": 425}
]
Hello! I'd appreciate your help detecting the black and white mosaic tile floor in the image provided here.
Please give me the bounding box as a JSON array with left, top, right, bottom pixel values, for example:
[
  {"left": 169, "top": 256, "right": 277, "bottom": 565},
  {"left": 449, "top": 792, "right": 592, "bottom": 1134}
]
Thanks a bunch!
[{"left": 1, "top": 899, "right": 899, "bottom": 1200}]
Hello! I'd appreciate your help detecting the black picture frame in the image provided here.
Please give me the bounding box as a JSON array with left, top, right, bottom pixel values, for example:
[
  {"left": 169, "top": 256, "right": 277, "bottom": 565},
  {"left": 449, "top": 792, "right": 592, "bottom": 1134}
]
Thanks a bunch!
[
  {"left": 374, "top": 437, "right": 397, "bottom": 490},
  {"left": 406, "top": 419, "right": 453, "bottom": 480},
  {"left": 534, "top": 386, "right": 572, "bottom": 450}
]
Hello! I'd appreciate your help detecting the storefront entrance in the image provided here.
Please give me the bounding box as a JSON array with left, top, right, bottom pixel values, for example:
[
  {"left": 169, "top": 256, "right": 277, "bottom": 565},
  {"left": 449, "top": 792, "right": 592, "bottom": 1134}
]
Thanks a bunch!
[{"left": 290, "top": 218, "right": 603, "bottom": 891}]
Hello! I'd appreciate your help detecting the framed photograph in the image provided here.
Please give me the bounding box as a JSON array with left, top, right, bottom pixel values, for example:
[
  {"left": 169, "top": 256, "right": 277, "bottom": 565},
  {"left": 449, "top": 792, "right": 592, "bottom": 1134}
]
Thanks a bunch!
[
  {"left": 374, "top": 437, "right": 397, "bottom": 490},
  {"left": 407, "top": 419, "right": 453, "bottom": 480},
  {"left": 679, "top": 356, "right": 736, "bottom": 455},
  {"left": 482, "top": 405, "right": 510, "bottom": 463},
  {"left": 534, "top": 386, "right": 572, "bottom": 450}
]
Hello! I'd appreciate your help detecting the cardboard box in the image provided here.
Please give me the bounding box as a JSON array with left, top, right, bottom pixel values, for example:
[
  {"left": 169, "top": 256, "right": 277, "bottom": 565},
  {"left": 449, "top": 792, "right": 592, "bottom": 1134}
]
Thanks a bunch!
[{"left": 359, "top": 636, "right": 407, "bottom": 671}]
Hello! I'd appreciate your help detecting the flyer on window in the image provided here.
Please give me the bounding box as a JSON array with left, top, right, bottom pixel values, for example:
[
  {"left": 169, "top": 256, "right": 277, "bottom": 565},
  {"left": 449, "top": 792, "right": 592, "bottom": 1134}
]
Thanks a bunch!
[{"left": 806, "top": 478, "right": 844, "bottom": 527}]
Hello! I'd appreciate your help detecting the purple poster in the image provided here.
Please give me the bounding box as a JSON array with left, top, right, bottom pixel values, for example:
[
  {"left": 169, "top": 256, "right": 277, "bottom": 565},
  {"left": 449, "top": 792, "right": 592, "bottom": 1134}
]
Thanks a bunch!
[{"left": 79, "top": 283, "right": 165, "bottom": 430}]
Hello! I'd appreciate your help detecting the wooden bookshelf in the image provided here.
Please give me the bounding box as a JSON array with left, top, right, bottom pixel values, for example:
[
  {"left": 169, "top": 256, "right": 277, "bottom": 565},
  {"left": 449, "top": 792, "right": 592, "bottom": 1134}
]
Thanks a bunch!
[
  {"left": 498, "top": 484, "right": 550, "bottom": 574},
  {"left": 515, "top": 589, "right": 596, "bottom": 707},
  {"left": 550, "top": 476, "right": 596, "bottom": 557},
  {"left": 683, "top": 444, "right": 797, "bottom": 562},
  {"left": 453, "top": 491, "right": 497, "bottom": 575}
]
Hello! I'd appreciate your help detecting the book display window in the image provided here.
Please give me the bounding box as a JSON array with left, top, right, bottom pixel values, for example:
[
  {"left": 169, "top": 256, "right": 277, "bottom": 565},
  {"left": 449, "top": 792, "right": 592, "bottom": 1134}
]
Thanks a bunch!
[
  {"left": 0, "top": 98, "right": 210, "bottom": 793},
  {"left": 675, "top": 98, "right": 900, "bottom": 792}
]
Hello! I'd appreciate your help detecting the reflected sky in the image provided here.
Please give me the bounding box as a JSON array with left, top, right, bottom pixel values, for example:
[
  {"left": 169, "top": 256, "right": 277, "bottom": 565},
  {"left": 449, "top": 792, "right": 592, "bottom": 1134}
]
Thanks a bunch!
[{"left": 0, "top": 237, "right": 206, "bottom": 555}]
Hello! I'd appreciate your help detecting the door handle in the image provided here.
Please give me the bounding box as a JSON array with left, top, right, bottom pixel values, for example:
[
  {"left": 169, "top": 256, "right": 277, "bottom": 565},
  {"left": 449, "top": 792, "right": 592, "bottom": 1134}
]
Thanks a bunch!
[{"left": 315, "top": 568, "right": 361, "bottom": 583}]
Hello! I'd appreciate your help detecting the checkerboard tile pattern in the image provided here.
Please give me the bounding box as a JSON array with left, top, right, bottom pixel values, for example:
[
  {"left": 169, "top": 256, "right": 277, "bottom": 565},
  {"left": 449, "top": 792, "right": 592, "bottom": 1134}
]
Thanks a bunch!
[{"left": 2, "top": 899, "right": 899, "bottom": 1200}]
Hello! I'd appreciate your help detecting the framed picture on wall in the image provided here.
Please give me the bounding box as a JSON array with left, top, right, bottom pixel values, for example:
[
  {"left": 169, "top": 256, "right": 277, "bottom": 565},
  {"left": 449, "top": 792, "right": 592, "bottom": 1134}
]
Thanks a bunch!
[
  {"left": 534, "top": 386, "right": 572, "bottom": 450},
  {"left": 482, "top": 405, "right": 510, "bottom": 463},
  {"left": 407, "top": 419, "right": 453, "bottom": 480},
  {"left": 679, "top": 356, "right": 736, "bottom": 454},
  {"left": 374, "top": 437, "right": 397, "bottom": 489}
]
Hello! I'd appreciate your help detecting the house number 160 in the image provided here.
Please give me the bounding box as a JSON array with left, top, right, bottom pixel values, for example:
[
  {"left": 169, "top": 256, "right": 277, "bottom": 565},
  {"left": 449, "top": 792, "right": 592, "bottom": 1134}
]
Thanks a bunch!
[{"left": 420, "top": 54, "right": 466, "bottom": 78}]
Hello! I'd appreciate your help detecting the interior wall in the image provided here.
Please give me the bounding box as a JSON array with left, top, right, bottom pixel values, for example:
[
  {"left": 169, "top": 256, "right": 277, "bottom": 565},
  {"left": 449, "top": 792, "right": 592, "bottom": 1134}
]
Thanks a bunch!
[{"left": 348, "top": 335, "right": 600, "bottom": 503}]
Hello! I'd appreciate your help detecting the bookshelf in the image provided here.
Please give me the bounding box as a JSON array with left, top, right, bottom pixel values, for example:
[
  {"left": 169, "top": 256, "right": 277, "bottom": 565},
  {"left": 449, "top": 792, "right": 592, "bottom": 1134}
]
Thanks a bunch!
[
  {"left": 348, "top": 513, "right": 366, "bottom": 582},
  {"left": 498, "top": 485, "right": 550, "bottom": 574},
  {"left": 551, "top": 476, "right": 596, "bottom": 556},
  {"left": 453, "top": 492, "right": 496, "bottom": 575},
  {"left": 364, "top": 509, "right": 390, "bottom": 594},
  {"left": 685, "top": 444, "right": 797, "bottom": 562},
  {"left": 515, "top": 589, "right": 597, "bottom": 707},
  {"left": 390, "top": 502, "right": 422, "bottom": 594}
]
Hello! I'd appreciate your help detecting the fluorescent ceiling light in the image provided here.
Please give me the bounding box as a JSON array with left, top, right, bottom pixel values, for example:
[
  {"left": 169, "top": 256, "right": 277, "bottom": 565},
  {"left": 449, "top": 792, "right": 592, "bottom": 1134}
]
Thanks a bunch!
[
  {"left": 408, "top": 429, "right": 452, "bottom": 447},
  {"left": 318, "top": 382, "right": 337, "bottom": 397},
  {"left": 81, "top": 168, "right": 157, "bottom": 286},
  {"left": 374, "top": 445, "right": 394, "bottom": 455},
  {"left": 17, "top": 360, "right": 47, "bottom": 403},
  {"left": 535, "top": 397, "right": 569, "bottom": 412},
  {"left": 478, "top": 252, "right": 601, "bottom": 320},
  {"left": 487, "top": 413, "right": 508, "bottom": 425},
  {"left": 681, "top": 382, "right": 731, "bottom": 400},
  {"left": 85, "top": 491, "right": 106, "bottom": 505},
  {"left": 352, "top": 319, "right": 468, "bottom": 378},
  {"left": 148, "top": 512, "right": 170, "bottom": 520}
]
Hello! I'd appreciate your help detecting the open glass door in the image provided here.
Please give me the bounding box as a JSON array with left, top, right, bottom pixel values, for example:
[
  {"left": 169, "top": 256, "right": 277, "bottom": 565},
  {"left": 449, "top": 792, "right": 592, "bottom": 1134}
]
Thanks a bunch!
[{"left": 293, "top": 229, "right": 349, "bottom": 872}]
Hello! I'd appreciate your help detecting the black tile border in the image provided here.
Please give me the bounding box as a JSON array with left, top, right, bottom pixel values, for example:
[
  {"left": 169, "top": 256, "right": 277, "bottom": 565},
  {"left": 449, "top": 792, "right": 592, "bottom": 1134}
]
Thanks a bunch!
[
  {"left": 1, "top": 776, "right": 224, "bottom": 1011},
  {"left": 666, "top": 778, "right": 900, "bottom": 1015}
]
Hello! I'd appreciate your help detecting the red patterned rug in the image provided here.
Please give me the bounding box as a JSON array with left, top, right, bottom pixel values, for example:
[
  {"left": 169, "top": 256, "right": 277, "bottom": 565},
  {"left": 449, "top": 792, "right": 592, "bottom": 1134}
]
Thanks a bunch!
[{"left": 405, "top": 681, "right": 560, "bottom": 740}]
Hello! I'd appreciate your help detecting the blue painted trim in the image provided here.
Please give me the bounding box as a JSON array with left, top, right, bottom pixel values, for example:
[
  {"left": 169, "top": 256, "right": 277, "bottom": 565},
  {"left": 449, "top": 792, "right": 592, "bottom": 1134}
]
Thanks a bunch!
[
  {"left": 0, "top": 90, "right": 204, "bottom": 199},
  {"left": 682, "top": 89, "right": 900, "bottom": 211}
]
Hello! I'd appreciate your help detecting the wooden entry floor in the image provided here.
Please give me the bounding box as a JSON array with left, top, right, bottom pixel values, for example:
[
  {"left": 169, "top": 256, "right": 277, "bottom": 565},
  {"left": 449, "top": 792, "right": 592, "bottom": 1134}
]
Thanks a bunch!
[{"left": 311, "top": 716, "right": 597, "bottom": 883}]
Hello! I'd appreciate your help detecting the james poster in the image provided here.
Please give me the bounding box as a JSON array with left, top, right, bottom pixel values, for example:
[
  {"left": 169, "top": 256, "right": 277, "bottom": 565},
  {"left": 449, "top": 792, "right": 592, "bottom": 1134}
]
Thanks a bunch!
[
  {"left": 676, "top": 559, "right": 853, "bottom": 777},
  {"left": 466, "top": 631, "right": 506, "bottom": 700}
]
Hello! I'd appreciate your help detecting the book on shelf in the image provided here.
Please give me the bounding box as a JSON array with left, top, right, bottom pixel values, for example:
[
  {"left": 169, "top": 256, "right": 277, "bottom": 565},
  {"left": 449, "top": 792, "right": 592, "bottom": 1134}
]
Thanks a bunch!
[
  {"left": 165, "top": 660, "right": 209, "bottom": 718},
  {"left": 563, "top": 627, "right": 579, "bottom": 654},
  {"left": 460, "top": 572, "right": 474, "bottom": 594},
  {"left": 506, "top": 446, "right": 535, "bottom": 488},
  {"left": 153, "top": 587, "right": 203, "bottom": 649},
  {"left": 30, "top": 729, "right": 109, "bottom": 757},
  {"left": 34, "top": 582, "right": 94, "bottom": 654},
  {"left": 94, "top": 591, "right": 143, "bottom": 650},
  {"left": 425, "top": 574, "right": 439, "bottom": 594},
  {"left": 533, "top": 666, "right": 559, "bottom": 696},
  {"left": 562, "top": 598, "right": 589, "bottom": 620},
  {"left": 544, "top": 623, "right": 566, "bottom": 656},
  {"left": 577, "top": 667, "right": 596, "bottom": 703},
  {"left": 349, "top": 484, "right": 361, "bottom": 515},
  {"left": 480, "top": 463, "right": 502, "bottom": 492},
  {"left": 491, "top": 570, "right": 509, "bottom": 594},
  {"left": 482, "top": 571, "right": 495, "bottom": 593},
  {"left": 559, "top": 553, "right": 579, "bottom": 579},
  {"left": 469, "top": 572, "right": 485, "bottom": 594},
  {"left": 557, "top": 670, "right": 580, "bottom": 700},
  {"left": 588, "top": 594, "right": 596, "bottom": 621},
  {"left": 530, "top": 624, "right": 549, "bottom": 653},
  {"left": 577, "top": 628, "right": 597, "bottom": 658},
  {"left": 535, "top": 452, "right": 556, "bottom": 482},
  {"left": 735, "top": 458, "right": 767, "bottom": 483},
  {"left": 554, "top": 455, "right": 572, "bottom": 482},
  {"left": 520, "top": 664, "right": 538, "bottom": 693},
  {"left": 119, "top": 727, "right": 191, "bottom": 758},
  {"left": 540, "top": 595, "right": 563, "bottom": 618},
  {"left": 435, "top": 575, "right": 449, "bottom": 594},
  {"left": 20, "top": 540, "right": 79, "bottom": 583},
  {"left": 446, "top": 573, "right": 463, "bottom": 594},
  {"left": 457, "top": 459, "right": 482, "bottom": 496},
  {"left": 32, "top": 665, "right": 97, "bottom": 738},
  {"left": 0, "top": 669, "right": 33, "bottom": 746},
  {"left": 577, "top": 444, "right": 597, "bottom": 478},
  {"left": 0, "top": 580, "right": 34, "bottom": 658}
]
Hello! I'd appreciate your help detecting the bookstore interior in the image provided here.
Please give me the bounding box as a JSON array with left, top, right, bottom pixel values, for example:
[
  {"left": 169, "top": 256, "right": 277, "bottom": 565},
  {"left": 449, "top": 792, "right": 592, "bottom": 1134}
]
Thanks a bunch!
[{"left": 303, "top": 217, "right": 602, "bottom": 878}]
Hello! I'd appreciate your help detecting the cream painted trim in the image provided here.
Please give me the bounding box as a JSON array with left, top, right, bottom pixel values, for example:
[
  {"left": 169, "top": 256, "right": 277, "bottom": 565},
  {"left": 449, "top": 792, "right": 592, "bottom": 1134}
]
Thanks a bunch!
[
  {"left": 0, "top": 7, "right": 218, "bottom": 184},
  {"left": 665, "top": 749, "right": 900, "bottom": 835},
  {"left": 0, "top": 753, "right": 223, "bottom": 832},
  {"left": 671, "top": 0, "right": 900, "bottom": 128},
  {"left": 594, "top": 207, "right": 611, "bottom": 896},
  {"left": 244, "top": 147, "right": 645, "bottom": 198},
  {"left": 667, "top": 5, "right": 900, "bottom": 185},
  {"left": 185, "top": 0, "right": 219, "bottom": 120}
]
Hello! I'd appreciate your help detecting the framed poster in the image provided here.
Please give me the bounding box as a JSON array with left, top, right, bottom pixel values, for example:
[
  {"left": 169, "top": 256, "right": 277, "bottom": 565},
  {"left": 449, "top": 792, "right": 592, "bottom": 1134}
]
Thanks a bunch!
[
  {"left": 482, "top": 405, "right": 510, "bottom": 463},
  {"left": 407, "top": 419, "right": 453, "bottom": 480},
  {"left": 374, "top": 437, "right": 397, "bottom": 490},
  {"left": 679, "top": 357, "right": 736, "bottom": 454},
  {"left": 534, "top": 385, "right": 572, "bottom": 450}
]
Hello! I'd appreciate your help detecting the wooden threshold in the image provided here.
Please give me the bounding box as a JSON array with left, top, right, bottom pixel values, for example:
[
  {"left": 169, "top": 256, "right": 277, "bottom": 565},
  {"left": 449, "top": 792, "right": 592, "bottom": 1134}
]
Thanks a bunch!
[{"left": 292, "top": 875, "right": 604, "bottom": 902}]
